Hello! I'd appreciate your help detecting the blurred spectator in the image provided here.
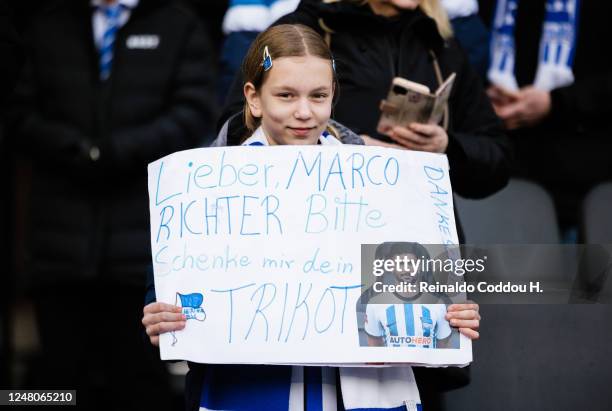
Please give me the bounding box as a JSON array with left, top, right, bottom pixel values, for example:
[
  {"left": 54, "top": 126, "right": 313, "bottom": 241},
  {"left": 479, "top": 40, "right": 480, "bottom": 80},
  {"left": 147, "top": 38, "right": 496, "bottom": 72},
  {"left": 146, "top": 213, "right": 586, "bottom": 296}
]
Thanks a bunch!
[
  {"left": 1, "top": 0, "right": 23, "bottom": 389},
  {"left": 0, "top": 1, "right": 22, "bottom": 113},
  {"left": 218, "top": 0, "right": 300, "bottom": 100},
  {"left": 482, "top": 0, "right": 612, "bottom": 236},
  {"left": 182, "top": 0, "right": 228, "bottom": 60},
  {"left": 441, "top": 0, "right": 489, "bottom": 78},
  {"left": 7, "top": 0, "right": 217, "bottom": 409}
]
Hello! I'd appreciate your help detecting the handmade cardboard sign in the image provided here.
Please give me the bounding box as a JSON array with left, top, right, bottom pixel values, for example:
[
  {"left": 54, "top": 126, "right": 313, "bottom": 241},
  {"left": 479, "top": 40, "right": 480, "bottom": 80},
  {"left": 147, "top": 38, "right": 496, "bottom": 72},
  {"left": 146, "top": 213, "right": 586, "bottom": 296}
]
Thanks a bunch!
[{"left": 148, "top": 145, "right": 471, "bottom": 366}]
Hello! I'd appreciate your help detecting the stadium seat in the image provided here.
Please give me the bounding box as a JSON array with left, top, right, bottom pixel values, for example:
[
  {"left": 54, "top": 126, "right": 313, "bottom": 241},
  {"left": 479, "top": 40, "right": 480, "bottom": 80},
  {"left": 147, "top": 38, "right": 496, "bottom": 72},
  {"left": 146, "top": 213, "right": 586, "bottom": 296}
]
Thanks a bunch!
[
  {"left": 581, "top": 182, "right": 612, "bottom": 243},
  {"left": 440, "top": 180, "right": 612, "bottom": 411},
  {"left": 454, "top": 179, "right": 573, "bottom": 286},
  {"left": 454, "top": 178, "right": 560, "bottom": 244},
  {"left": 441, "top": 304, "right": 612, "bottom": 411}
]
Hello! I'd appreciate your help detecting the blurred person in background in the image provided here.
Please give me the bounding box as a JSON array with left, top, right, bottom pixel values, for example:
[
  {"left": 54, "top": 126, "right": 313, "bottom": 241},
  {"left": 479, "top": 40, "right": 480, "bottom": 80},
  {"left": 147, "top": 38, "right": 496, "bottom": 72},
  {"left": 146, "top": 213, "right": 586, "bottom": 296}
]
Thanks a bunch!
[
  {"left": 482, "top": 0, "right": 612, "bottom": 240},
  {"left": 441, "top": 0, "right": 489, "bottom": 78},
  {"left": 7, "top": 0, "right": 217, "bottom": 409},
  {"left": 0, "top": 1, "right": 22, "bottom": 114},
  {"left": 0, "top": 0, "right": 24, "bottom": 389},
  {"left": 181, "top": 0, "right": 229, "bottom": 71},
  {"left": 215, "top": 0, "right": 491, "bottom": 100}
]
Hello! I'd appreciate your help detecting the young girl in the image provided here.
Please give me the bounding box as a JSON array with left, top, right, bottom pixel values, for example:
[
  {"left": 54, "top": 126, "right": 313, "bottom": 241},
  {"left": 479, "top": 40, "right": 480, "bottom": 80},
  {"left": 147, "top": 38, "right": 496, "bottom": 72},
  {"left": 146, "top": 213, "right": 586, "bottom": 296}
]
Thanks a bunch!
[{"left": 142, "top": 23, "right": 481, "bottom": 411}]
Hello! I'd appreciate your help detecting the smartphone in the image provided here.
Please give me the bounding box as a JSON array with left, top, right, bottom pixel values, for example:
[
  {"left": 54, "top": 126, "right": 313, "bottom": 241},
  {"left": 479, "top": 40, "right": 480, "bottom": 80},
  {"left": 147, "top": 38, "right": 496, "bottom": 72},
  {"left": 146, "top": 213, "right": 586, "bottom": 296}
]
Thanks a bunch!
[{"left": 376, "top": 77, "right": 434, "bottom": 136}]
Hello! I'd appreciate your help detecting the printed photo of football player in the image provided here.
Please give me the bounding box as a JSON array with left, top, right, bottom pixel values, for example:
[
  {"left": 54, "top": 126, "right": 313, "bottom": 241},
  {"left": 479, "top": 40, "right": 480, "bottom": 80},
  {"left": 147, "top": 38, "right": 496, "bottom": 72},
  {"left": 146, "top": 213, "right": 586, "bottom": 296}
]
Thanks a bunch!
[{"left": 358, "top": 242, "right": 459, "bottom": 349}]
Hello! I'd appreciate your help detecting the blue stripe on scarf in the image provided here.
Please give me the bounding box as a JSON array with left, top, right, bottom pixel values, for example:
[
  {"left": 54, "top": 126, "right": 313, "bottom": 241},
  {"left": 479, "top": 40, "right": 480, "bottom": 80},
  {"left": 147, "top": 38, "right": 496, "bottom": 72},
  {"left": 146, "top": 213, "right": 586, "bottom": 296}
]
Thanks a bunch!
[
  {"left": 305, "top": 367, "right": 322, "bottom": 411},
  {"left": 489, "top": 0, "right": 580, "bottom": 84},
  {"left": 200, "top": 365, "right": 292, "bottom": 410},
  {"left": 567, "top": 0, "right": 581, "bottom": 66}
]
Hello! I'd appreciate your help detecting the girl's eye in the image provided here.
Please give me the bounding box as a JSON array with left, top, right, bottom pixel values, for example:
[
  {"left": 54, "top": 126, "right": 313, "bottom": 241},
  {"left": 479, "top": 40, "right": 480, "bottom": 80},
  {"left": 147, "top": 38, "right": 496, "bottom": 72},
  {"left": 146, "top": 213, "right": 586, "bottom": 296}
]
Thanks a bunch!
[
  {"left": 312, "top": 93, "right": 329, "bottom": 100},
  {"left": 277, "top": 93, "right": 293, "bottom": 99}
]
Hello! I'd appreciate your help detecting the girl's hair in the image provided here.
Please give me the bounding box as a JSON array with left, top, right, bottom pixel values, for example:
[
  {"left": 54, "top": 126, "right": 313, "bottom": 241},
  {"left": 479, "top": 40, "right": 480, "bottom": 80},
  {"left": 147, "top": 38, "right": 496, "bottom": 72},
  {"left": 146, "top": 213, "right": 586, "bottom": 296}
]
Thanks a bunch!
[
  {"left": 338, "top": 0, "right": 453, "bottom": 40},
  {"left": 242, "top": 24, "right": 339, "bottom": 132}
]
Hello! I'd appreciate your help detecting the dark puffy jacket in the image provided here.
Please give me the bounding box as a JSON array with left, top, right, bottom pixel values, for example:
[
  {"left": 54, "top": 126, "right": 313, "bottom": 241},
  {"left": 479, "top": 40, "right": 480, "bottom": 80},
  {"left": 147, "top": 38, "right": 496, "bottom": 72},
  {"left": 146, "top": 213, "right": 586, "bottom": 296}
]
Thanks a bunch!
[
  {"left": 10, "top": 0, "right": 217, "bottom": 286},
  {"left": 221, "top": 0, "right": 512, "bottom": 200}
]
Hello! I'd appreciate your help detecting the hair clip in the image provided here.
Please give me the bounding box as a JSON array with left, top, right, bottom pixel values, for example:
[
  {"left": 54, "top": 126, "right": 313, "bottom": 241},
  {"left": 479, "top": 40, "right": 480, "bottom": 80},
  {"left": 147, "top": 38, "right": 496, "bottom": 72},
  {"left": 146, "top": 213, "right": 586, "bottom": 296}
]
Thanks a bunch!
[
  {"left": 262, "top": 46, "right": 273, "bottom": 71},
  {"left": 332, "top": 58, "right": 336, "bottom": 73}
]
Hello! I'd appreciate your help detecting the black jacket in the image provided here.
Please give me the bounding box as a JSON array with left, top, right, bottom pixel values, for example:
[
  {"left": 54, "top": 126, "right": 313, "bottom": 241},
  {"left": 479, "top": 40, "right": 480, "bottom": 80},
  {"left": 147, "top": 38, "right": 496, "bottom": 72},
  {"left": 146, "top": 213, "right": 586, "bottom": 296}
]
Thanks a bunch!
[
  {"left": 10, "top": 0, "right": 217, "bottom": 286},
  {"left": 220, "top": 1, "right": 511, "bottom": 200},
  {"left": 0, "top": 1, "right": 22, "bottom": 114}
]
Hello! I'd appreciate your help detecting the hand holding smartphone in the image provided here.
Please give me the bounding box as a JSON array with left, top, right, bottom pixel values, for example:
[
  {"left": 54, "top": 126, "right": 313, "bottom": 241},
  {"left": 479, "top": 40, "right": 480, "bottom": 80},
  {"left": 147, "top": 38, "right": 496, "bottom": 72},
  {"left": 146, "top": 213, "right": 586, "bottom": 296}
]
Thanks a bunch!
[{"left": 377, "top": 74, "right": 455, "bottom": 136}]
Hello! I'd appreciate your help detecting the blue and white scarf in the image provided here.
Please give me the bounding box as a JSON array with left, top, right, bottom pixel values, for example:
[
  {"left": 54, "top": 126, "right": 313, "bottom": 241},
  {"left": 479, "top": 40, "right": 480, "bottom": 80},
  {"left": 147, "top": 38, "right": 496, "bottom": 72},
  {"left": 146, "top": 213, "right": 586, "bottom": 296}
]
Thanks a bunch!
[
  {"left": 488, "top": 0, "right": 580, "bottom": 91},
  {"left": 199, "top": 365, "right": 422, "bottom": 411},
  {"left": 199, "top": 126, "right": 422, "bottom": 411}
]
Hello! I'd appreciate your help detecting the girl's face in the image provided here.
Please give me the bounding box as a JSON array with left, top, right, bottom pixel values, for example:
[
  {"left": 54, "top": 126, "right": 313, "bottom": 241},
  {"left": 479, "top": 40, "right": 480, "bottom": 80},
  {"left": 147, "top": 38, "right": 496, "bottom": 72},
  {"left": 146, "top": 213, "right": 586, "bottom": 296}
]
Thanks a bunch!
[
  {"left": 244, "top": 55, "right": 334, "bottom": 146},
  {"left": 368, "top": 0, "right": 423, "bottom": 17}
]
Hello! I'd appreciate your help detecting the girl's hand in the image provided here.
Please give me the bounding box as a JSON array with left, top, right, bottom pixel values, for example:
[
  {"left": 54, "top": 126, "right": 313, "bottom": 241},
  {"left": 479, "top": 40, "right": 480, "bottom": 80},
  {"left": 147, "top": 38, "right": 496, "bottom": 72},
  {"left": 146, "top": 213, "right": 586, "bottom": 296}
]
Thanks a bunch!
[
  {"left": 387, "top": 123, "right": 448, "bottom": 153},
  {"left": 142, "top": 302, "right": 186, "bottom": 347},
  {"left": 445, "top": 302, "right": 480, "bottom": 340}
]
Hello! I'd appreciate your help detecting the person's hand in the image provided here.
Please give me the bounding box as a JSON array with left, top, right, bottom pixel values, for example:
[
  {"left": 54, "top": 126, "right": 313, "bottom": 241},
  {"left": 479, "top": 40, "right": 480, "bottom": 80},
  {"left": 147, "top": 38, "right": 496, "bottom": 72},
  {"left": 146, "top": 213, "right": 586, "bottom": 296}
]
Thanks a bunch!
[
  {"left": 490, "top": 86, "right": 551, "bottom": 130},
  {"left": 486, "top": 84, "right": 519, "bottom": 108},
  {"left": 445, "top": 302, "right": 480, "bottom": 339},
  {"left": 142, "top": 302, "right": 186, "bottom": 347},
  {"left": 387, "top": 123, "right": 448, "bottom": 153}
]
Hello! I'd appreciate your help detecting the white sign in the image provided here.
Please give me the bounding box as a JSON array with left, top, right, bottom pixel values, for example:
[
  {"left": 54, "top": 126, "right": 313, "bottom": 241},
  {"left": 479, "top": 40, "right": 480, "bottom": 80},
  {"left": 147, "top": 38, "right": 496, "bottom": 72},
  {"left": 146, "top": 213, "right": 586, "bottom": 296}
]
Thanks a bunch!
[{"left": 148, "top": 145, "right": 471, "bottom": 366}]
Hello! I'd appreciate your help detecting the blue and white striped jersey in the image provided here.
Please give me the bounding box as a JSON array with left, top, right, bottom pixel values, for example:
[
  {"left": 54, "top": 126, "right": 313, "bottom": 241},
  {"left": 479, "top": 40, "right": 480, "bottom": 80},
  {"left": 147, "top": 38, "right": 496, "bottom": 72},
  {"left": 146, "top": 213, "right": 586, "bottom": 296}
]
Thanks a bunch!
[{"left": 365, "top": 303, "right": 451, "bottom": 348}]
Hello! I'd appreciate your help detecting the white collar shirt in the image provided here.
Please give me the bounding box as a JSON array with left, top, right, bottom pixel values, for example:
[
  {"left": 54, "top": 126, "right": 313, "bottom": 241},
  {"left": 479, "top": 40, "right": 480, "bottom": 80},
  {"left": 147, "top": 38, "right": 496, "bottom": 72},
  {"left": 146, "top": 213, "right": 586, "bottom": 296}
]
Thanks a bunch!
[{"left": 90, "top": 0, "right": 140, "bottom": 49}]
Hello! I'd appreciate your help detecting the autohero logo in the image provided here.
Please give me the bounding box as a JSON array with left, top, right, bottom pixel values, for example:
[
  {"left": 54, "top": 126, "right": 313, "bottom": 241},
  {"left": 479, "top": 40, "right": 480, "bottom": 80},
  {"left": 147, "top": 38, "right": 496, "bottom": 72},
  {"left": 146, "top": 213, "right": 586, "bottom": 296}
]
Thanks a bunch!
[
  {"left": 372, "top": 254, "right": 486, "bottom": 277},
  {"left": 388, "top": 336, "right": 433, "bottom": 346}
]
